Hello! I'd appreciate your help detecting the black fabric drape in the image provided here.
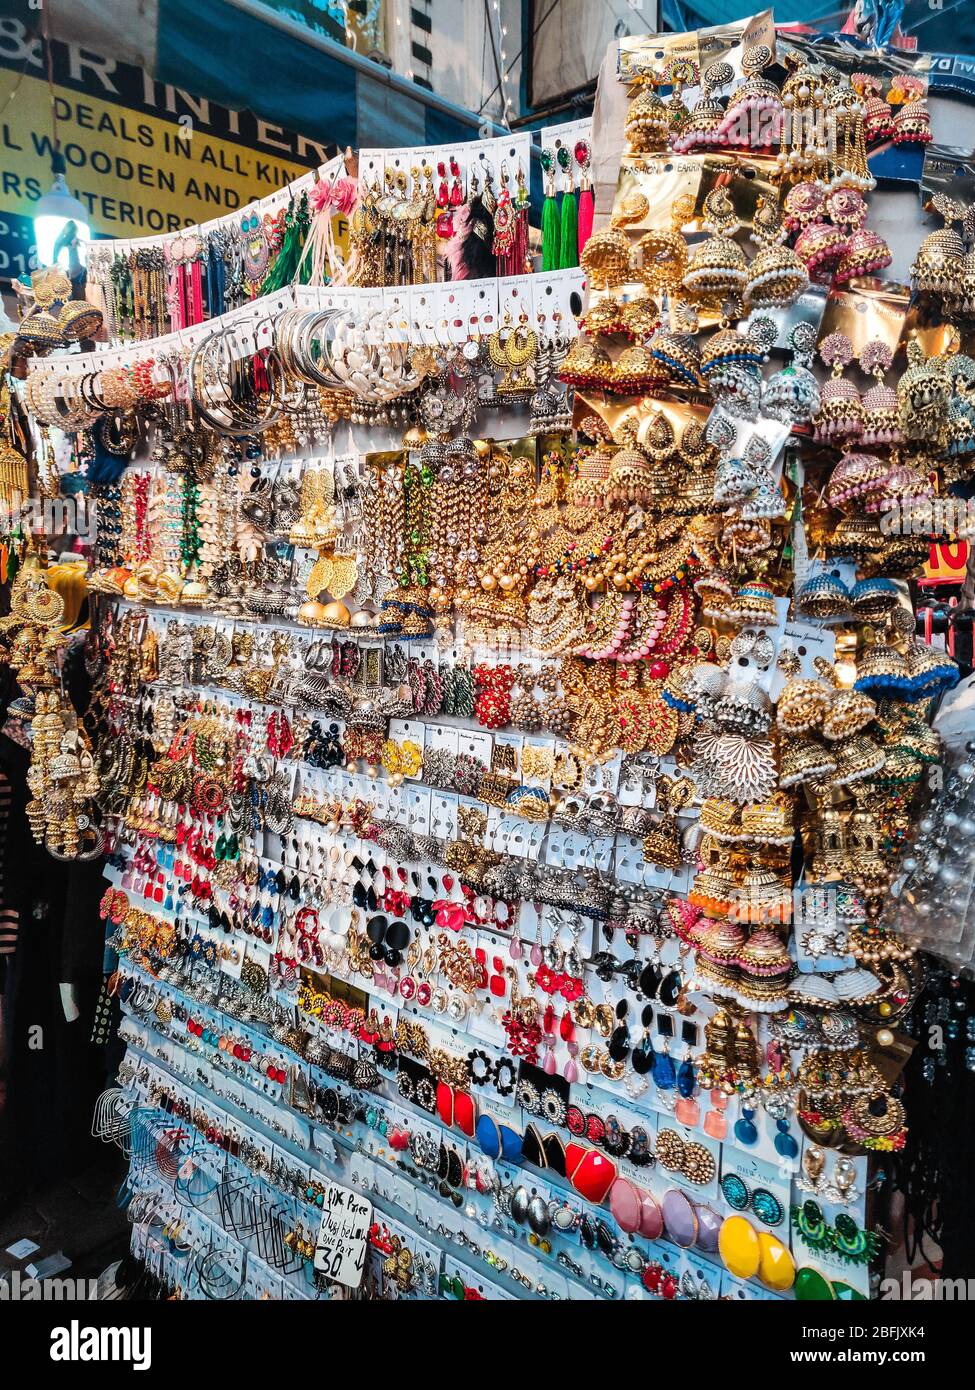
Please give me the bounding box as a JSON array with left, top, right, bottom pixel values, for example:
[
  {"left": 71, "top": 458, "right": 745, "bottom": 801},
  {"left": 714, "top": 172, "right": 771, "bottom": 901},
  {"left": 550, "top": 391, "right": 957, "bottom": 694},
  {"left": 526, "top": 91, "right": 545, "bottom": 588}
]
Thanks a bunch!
[{"left": 897, "top": 968, "right": 975, "bottom": 1279}]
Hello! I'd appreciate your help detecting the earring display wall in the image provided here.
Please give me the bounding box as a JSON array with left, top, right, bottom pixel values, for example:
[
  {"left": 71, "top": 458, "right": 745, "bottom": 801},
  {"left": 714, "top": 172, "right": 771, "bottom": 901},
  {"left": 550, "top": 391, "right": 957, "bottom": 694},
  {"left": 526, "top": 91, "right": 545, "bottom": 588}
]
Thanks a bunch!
[
  {"left": 540, "top": 120, "right": 594, "bottom": 273},
  {"left": 5, "top": 7, "right": 973, "bottom": 1304}
]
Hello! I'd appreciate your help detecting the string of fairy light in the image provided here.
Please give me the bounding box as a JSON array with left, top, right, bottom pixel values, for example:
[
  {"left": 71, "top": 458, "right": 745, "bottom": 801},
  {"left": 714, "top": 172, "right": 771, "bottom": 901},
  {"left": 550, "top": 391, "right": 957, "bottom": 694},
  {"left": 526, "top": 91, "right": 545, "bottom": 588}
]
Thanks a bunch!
[{"left": 491, "top": 0, "right": 514, "bottom": 127}]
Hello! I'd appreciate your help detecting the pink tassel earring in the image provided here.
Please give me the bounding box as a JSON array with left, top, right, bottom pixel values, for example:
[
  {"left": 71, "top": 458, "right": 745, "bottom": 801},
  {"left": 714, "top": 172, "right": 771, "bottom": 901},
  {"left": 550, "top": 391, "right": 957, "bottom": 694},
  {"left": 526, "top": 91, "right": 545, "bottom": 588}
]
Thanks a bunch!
[{"left": 576, "top": 137, "right": 594, "bottom": 252}]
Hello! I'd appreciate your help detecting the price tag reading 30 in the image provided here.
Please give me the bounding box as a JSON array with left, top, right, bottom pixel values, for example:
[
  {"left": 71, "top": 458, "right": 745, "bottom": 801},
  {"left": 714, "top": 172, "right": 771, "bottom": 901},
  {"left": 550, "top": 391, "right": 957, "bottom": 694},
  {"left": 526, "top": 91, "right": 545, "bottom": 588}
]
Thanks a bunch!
[{"left": 313, "top": 1181, "right": 373, "bottom": 1288}]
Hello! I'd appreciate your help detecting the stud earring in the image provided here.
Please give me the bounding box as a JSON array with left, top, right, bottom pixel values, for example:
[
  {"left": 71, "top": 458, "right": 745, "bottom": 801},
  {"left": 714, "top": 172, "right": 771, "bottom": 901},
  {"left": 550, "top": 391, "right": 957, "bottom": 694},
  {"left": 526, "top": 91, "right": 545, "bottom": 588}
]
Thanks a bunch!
[
  {"left": 720, "top": 1173, "right": 785, "bottom": 1226},
  {"left": 777, "top": 644, "right": 802, "bottom": 676}
]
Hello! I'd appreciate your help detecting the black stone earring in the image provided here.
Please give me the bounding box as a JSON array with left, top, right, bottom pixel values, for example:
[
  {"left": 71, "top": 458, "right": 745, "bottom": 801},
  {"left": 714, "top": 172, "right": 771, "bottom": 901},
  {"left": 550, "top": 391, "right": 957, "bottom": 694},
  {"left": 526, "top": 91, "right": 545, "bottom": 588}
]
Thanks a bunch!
[{"left": 608, "top": 999, "right": 631, "bottom": 1063}]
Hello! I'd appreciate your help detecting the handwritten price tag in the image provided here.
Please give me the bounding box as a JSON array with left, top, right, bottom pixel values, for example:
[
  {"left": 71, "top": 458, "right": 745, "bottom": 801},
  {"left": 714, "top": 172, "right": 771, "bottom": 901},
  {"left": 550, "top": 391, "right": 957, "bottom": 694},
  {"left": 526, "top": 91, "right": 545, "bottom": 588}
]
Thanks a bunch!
[{"left": 313, "top": 1181, "right": 373, "bottom": 1288}]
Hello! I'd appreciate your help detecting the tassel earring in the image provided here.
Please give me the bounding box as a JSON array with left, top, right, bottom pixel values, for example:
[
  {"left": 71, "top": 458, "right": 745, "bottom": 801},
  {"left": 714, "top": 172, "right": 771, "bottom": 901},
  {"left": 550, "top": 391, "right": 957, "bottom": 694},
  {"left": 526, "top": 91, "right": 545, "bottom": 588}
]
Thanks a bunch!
[
  {"left": 557, "top": 144, "right": 578, "bottom": 269},
  {"left": 262, "top": 190, "right": 311, "bottom": 293},
  {"left": 576, "top": 137, "right": 594, "bottom": 253},
  {"left": 492, "top": 161, "right": 530, "bottom": 276},
  {"left": 540, "top": 146, "right": 561, "bottom": 272}
]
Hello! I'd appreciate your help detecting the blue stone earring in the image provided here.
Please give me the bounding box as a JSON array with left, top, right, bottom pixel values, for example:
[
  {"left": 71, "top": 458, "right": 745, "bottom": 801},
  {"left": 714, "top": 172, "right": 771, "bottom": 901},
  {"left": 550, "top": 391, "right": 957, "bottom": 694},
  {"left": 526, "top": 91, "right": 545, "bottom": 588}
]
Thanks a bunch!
[
  {"left": 773, "top": 1117, "right": 799, "bottom": 1159},
  {"left": 734, "top": 1104, "right": 759, "bottom": 1146},
  {"left": 677, "top": 1051, "right": 696, "bottom": 1099},
  {"left": 652, "top": 1040, "right": 676, "bottom": 1090}
]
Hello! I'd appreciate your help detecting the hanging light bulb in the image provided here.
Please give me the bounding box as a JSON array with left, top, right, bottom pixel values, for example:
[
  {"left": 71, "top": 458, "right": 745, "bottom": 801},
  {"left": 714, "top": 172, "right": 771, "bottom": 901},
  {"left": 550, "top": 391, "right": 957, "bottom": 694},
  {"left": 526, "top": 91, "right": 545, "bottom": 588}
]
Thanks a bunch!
[
  {"left": 34, "top": 7, "right": 91, "bottom": 272},
  {"left": 33, "top": 150, "right": 90, "bottom": 270}
]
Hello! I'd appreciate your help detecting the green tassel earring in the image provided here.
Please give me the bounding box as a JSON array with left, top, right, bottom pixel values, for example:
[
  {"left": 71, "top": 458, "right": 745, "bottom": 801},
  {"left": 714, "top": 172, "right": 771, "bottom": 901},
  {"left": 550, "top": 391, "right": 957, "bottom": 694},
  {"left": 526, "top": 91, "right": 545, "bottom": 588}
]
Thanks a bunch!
[
  {"left": 263, "top": 191, "right": 312, "bottom": 292},
  {"left": 559, "top": 186, "right": 578, "bottom": 269},
  {"left": 540, "top": 147, "right": 560, "bottom": 272},
  {"left": 556, "top": 144, "right": 578, "bottom": 268}
]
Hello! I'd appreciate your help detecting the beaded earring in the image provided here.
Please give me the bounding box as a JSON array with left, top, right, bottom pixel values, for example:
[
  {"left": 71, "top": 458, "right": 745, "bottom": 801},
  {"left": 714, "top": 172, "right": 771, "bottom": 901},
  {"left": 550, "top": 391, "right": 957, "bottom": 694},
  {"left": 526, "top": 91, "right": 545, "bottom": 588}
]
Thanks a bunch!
[
  {"left": 677, "top": 419, "right": 721, "bottom": 513},
  {"left": 637, "top": 193, "right": 694, "bottom": 294},
  {"left": 701, "top": 315, "right": 776, "bottom": 419},
  {"left": 777, "top": 56, "right": 831, "bottom": 182},
  {"left": 828, "top": 187, "right": 891, "bottom": 283},
  {"left": 683, "top": 185, "right": 747, "bottom": 304},
  {"left": 794, "top": 213, "right": 849, "bottom": 281},
  {"left": 717, "top": 43, "right": 783, "bottom": 151},
  {"left": 745, "top": 198, "right": 809, "bottom": 308},
  {"left": 811, "top": 332, "right": 862, "bottom": 442},
  {"left": 607, "top": 415, "right": 674, "bottom": 506},
  {"left": 641, "top": 775, "right": 685, "bottom": 871},
  {"left": 762, "top": 321, "right": 821, "bottom": 425},
  {"left": 826, "top": 449, "right": 891, "bottom": 511},
  {"left": 624, "top": 71, "right": 670, "bottom": 153},
  {"left": 671, "top": 60, "right": 734, "bottom": 152},
  {"left": 648, "top": 306, "right": 706, "bottom": 393},
  {"left": 783, "top": 179, "right": 828, "bottom": 233},
  {"left": 946, "top": 351, "right": 975, "bottom": 458},
  {"left": 662, "top": 56, "right": 698, "bottom": 134},
  {"left": 890, "top": 75, "right": 931, "bottom": 146},
  {"left": 858, "top": 340, "right": 901, "bottom": 444},
  {"left": 911, "top": 193, "right": 967, "bottom": 309},
  {"left": 896, "top": 337, "right": 952, "bottom": 447},
  {"left": 737, "top": 438, "right": 785, "bottom": 523},
  {"left": 852, "top": 71, "right": 893, "bottom": 142},
  {"left": 710, "top": 416, "right": 759, "bottom": 506},
  {"left": 579, "top": 226, "right": 632, "bottom": 289}
]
